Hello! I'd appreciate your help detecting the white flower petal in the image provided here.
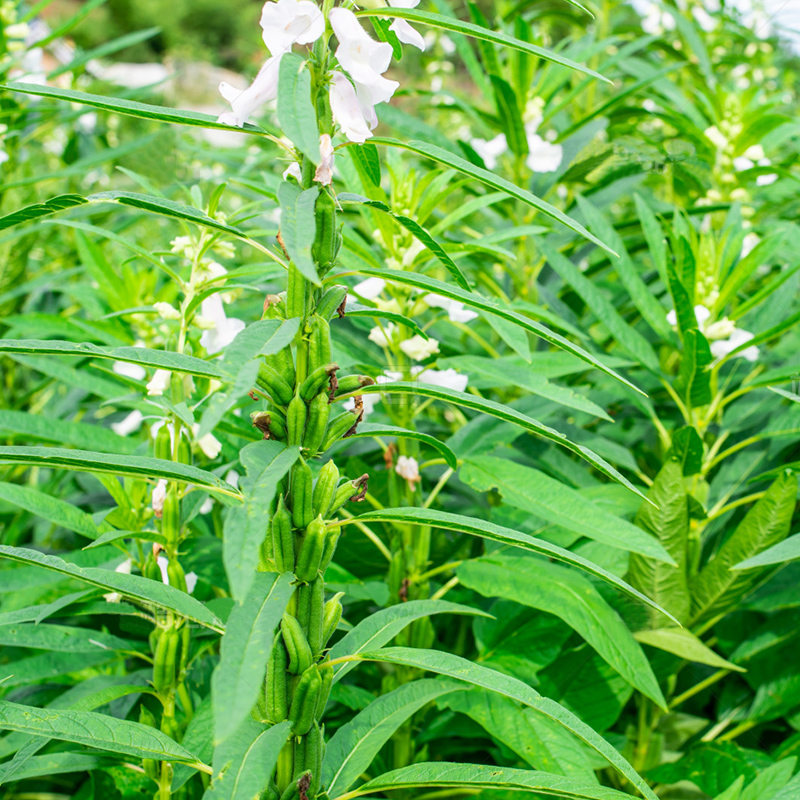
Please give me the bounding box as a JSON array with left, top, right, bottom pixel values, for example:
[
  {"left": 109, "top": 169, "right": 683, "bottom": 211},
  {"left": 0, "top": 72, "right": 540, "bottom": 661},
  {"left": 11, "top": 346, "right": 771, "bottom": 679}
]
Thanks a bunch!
[
  {"left": 399, "top": 335, "right": 439, "bottom": 361},
  {"left": 147, "top": 369, "right": 172, "bottom": 397},
  {"left": 395, "top": 455, "right": 420, "bottom": 483},
  {"left": 111, "top": 410, "right": 144, "bottom": 437},
  {"left": 218, "top": 56, "right": 282, "bottom": 128},
  {"left": 354, "top": 277, "right": 386, "bottom": 298},
  {"left": 330, "top": 71, "right": 375, "bottom": 143},
  {"left": 389, "top": 18, "right": 425, "bottom": 50}
]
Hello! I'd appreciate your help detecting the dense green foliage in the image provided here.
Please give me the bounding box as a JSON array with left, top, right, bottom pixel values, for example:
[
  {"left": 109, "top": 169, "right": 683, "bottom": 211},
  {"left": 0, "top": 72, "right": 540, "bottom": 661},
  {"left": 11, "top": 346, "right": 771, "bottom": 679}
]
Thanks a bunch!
[{"left": 1, "top": 0, "right": 799, "bottom": 799}]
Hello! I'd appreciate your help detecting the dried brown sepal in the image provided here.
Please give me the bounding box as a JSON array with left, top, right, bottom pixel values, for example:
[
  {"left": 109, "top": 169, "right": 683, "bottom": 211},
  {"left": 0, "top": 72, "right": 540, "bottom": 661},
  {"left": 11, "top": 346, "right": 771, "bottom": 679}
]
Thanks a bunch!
[
  {"left": 298, "top": 773, "right": 311, "bottom": 800},
  {"left": 383, "top": 442, "right": 396, "bottom": 471},
  {"left": 351, "top": 473, "right": 369, "bottom": 502},
  {"left": 336, "top": 295, "right": 347, "bottom": 318},
  {"left": 276, "top": 230, "right": 289, "bottom": 260},
  {"left": 343, "top": 397, "right": 364, "bottom": 438},
  {"left": 251, "top": 411, "right": 272, "bottom": 439}
]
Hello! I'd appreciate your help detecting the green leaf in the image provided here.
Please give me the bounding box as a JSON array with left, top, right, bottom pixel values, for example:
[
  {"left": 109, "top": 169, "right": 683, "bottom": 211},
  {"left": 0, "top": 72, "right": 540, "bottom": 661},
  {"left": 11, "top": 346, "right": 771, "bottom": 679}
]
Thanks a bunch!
[
  {"left": 633, "top": 628, "right": 745, "bottom": 672},
  {"left": 0, "top": 339, "right": 222, "bottom": 379},
  {"left": 323, "top": 680, "right": 463, "bottom": 797},
  {"left": 228, "top": 441, "right": 301, "bottom": 602},
  {"left": 0, "top": 482, "right": 104, "bottom": 539},
  {"left": 733, "top": 532, "right": 800, "bottom": 570},
  {"left": 278, "top": 182, "right": 321, "bottom": 285},
  {"left": 343, "top": 647, "right": 657, "bottom": 800},
  {"left": 352, "top": 762, "right": 638, "bottom": 799},
  {"left": 358, "top": 382, "right": 649, "bottom": 502},
  {"left": 0, "top": 546, "right": 225, "bottom": 633},
  {"left": 691, "top": 471, "right": 798, "bottom": 624},
  {"left": 370, "top": 138, "right": 616, "bottom": 255},
  {"left": 538, "top": 239, "right": 659, "bottom": 372},
  {"left": 627, "top": 460, "right": 692, "bottom": 627},
  {"left": 0, "top": 623, "right": 134, "bottom": 653},
  {"left": 331, "top": 266, "right": 643, "bottom": 394},
  {"left": 491, "top": 74, "right": 528, "bottom": 156},
  {"left": 277, "top": 53, "right": 320, "bottom": 162},
  {"left": 675, "top": 329, "right": 712, "bottom": 408},
  {"left": 345, "top": 302, "right": 429, "bottom": 340},
  {"left": 0, "top": 194, "right": 87, "bottom": 232},
  {"left": 459, "top": 555, "right": 667, "bottom": 708},
  {"left": 85, "top": 529, "right": 166, "bottom": 550},
  {"left": 0, "top": 447, "right": 240, "bottom": 498},
  {"left": 355, "top": 8, "right": 611, "bottom": 83},
  {"left": 337, "top": 194, "right": 470, "bottom": 290},
  {"left": 0, "top": 701, "right": 209, "bottom": 770},
  {"left": 3, "top": 81, "right": 267, "bottom": 135},
  {"left": 666, "top": 426, "right": 704, "bottom": 476},
  {"left": 212, "top": 572, "right": 294, "bottom": 744},
  {"left": 460, "top": 457, "right": 672, "bottom": 562},
  {"left": 346, "top": 507, "right": 676, "bottom": 620},
  {"left": 346, "top": 423, "right": 457, "bottom": 469},
  {"left": 327, "top": 599, "right": 490, "bottom": 682},
  {"left": 0, "top": 753, "right": 106, "bottom": 784},
  {"left": 205, "top": 720, "right": 291, "bottom": 800}
]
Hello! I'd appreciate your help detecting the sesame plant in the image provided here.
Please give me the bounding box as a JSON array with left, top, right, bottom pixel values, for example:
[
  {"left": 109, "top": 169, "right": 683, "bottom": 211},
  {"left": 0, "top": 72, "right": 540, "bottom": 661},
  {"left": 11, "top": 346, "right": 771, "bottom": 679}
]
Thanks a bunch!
[{"left": 1, "top": 0, "right": 800, "bottom": 798}]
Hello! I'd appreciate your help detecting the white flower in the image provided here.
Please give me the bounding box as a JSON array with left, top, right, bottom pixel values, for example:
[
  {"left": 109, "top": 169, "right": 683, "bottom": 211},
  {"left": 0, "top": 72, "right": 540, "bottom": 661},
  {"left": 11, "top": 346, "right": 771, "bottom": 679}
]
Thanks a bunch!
[
  {"left": 199, "top": 294, "right": 245, "bottom": 355},
  {"left": 354, "top": 277, "right": 387, "bottom": 299},
  {"left": 157, "top": 555, "right": 170, "bottom": 584},
  {"left": 524, "top": 118, "right": 562, "bottom": 173},
  {"left": 744, "top": 144, "right": 765, "bottom": 160},
  {"left": 185, "top": 572, "right": 199, "bottom": 594},
  {"left": 757, "top": 172, "right": 778, "bottom": 186},
  {"left": 330, "top": 8, "right": 399, "bottom": 102},
  {"left": 200, "top": 497, "right": 215, "bottom": 515},
  {"left": 147, "top": 369, "right": 172, "bottom": 397},
  {"left": 113, "top": 360, "right": 147, "bottom": 381},
  {"left": 104, "top": 559, "right": 133, "bottom": 603},
  {"left": 329, "top": 71, "right": 375, "bottom": 143},
  {"left": 471, "top": 133, "right": 507, "bottom": 170},
  {"left": 704, "top": 317, "right": 736, "bottom": 341},
  {"left": 419, "top": 367, "right": 468, "bottom": 392},
  {"left": 314, "top": 134, "right": 335, "bottom": 185},
  {"left": 395, "top": 455, "right": 420, "bottom": 485},
  {"left": 741, "top": 233, "right": 760, "bottom": 259},
  {"left": 692, "top": 6, "right": 715, "bottom": 31},
  {"left": 378, "top": 370, "right": 406, "bottom": 383},
  {"left": 424, "top": 293, "right": 478, "bottom": 323},
  {"left": 194, "top": 426, "right": 222, "bottom": 459},
  {"left": 152, "top": 479, "right": 168, "bottom": 517},
  {"left": 368, "top": 323, "right": 397, "bottom": 347},
  {"left": 260, "top": 0, "right": 325, "bottom": 56},
  {"left": 400, "top": 334, "right": 440, "bottom": 361},
  {"left": 704, "top": 125, "right": 728, "bottom": 150},
  {"left": 225, "top": 470, "right": 241, "bottom": 489},
  {"left": 283, "top": 161, "right": 303, "bottom": 181},
  {"left": 666, "top": 304, "right": 710, "bottom": 329},
  {"left": 111, "top": 410, "right": 144, "bottom": 437},
  {"left": 171, "top": 236, "right": 196, "bottom": 258},
  {"left": 387, "top": 0, "right": 426, "bottom": 50},
  {"left": 711, "top": 328, "right": 759, "bottom": 362},
  {"left": 219, "top": 56, "right": 282, "bottom": 128},
  {"left": 733, "top": 156, "right": 754, "bottom": 171},
  {"left": 154, "top": 301, "right": 181, "bottom": 320}
]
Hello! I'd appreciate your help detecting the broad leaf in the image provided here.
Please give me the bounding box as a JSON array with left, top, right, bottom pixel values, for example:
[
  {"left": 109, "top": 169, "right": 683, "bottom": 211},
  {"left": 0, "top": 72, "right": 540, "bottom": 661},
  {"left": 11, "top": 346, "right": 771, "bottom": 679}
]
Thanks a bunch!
[
  {"left": 278, "top": 181, "right": 321, "bottom": 285},
  {"left": 633, "top": 628, "right": 745, "bottom": 671},
  {"left": 277, "top": 53, "right": 320, "bottom": 162},
  {"left": 733, "top": 532, "right": 800, "bottom": 570}
]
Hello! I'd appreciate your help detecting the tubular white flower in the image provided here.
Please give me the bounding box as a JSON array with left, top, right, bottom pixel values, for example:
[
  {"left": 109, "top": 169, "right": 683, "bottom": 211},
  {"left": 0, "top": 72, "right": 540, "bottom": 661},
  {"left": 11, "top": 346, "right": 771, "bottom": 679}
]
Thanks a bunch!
[
  {"left": 354, "top": 277, "right": 387, "bottom": 298},
  {"left": 711, "top": 328, "right": 759, "bottom": 362},
  {"left": 329, "top": 71, "right": 375, "bottom": 143},
  {"left": 185, "top": 572, "right": 199, "bottom": 594},
  {"left": 147, "top": 369, "right": 172, "bottom": 397},
  {"left": 152, "top": 479, "right": 168, "bottom": 517},
  {"left": 199, "top": 294, "right": 245, "bottom": 355},
  {"left": 387, "top": 0, "right": 425, "bottom": 50},
  {"left": 193, "top": 424, "right": 223, "bottom": 459},
  {"left": 260, "top": 0, "right": 325, "bottom": 55},
  {"left": 368, "top": 322, "right": 397, "bottom": 347},
  {"left": 330, "top": 8, "right": 399, "bottom": 101},
  {"left": 424, "top": 293, "right": 478, "bottom": 323},
  {"left": 524, "top": 118, "right": 562, "bottom": 173},
  {"left": 400, "top": 334, "right": 440, "bottom": 361},
  {"left": 219, "top": 56, "right": 282, "bottom": 128},
  {"left": 395, "top": 455, "right": 420, "bottom": 485},
  {"left": 113, "top": 360, "right": 147, "bottom": 381},
  {"left": 419, "top": 367, "right": 468, "bottom": 392},
  {"left": 314, "top": 134, "right": 335, "bottom": 185},
  {"left": 154, "top": 301, "right": 181, "bottom": 320},
  {"left": 111, "top": 410, "right": 144, "bottom": 437},
  {"left": 157, "top": 555, "right": 170, "bottom": 585},
  {"left": 471, "top": 133, "right": 507, "bottom": 170}
]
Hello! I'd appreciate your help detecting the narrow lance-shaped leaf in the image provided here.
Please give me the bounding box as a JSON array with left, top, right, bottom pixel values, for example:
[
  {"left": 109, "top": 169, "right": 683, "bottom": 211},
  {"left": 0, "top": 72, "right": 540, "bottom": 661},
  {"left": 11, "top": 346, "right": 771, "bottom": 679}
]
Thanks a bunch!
[
  {"left": 330, "top": 266, "right": 643, "bottom": 394},
  {"left": 277, "top": 53, "right": 320, "bottom": 162},
  {"left": 0, "top": 546, "right": 225, "bottom": 633},
  {"left": 356, "top": 382, "right": 650, "bottom": 503},
  {"left": 335, "top": 647, "right": 657, "bottom": 800},
  {"left": 339, "top": 507, "right": 677, "bottom": 621},
  {"left": 0, "top": 447, "right": 240, "bottom": 499},
  {"left": 345, "top": 423, "right": 458, "bottom": 470}
]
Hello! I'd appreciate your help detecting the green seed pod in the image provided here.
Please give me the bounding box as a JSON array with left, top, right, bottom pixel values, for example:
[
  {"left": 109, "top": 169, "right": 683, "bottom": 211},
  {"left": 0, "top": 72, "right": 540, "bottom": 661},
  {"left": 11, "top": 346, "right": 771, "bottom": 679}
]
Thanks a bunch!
[
  {"left": 295, "top": 516, "right": 327, "bottom": 583},
  {"left": 320, "top": 410, "right": 361, "bottom": 451},
  {"left": 257, "top": 363, "right": 294, "bottom": 406},
  {"left": 297, "top": 576, "right": 325, "bottom": 656},
  {"left": 153, "top": 628, "right": 179, "bottom": 694},
  {"left": 282, "top": 613, "right": 313, "bottom": 674},
  {"left": 176, "top": 434, "right": 192, "bottom": 465},
  {"left": 266, "top": 345, "right": 296, "bottom": 389},
  {"left": 287, "top": 394, "right": 308, "bottom": 447},
  {"left": 276, "top": 740, "right": 295, "bottom": 795},
  {"left": 180, "top": 625, "right": 191, "bottom": 673},
  {"left": 286, "top": 264, "right": 309, "bottom": 320},
  {"left": 316, "top": 284, "right": 347, "bottom": 321},
  {"left": 166, "top": 558, "right": 187, "bottom": 593},
  {"left": 265, "top": 635, "right": 289, "bottom": 723},
  {"left": 316, "top": 665, "right": 334, "bottom": 721},
  {"left": 263, "top": 294, "right": 286, "bottom": 320},
  {"left": 279, "top": 772, "right": 312, "bottom": 800},
  {"left": 319, "top": 526, "right": 341, "bottom": 573},
  {"left": 328, "top": 474, "right": 369, "bottom": 515},
  {"left": 294, "top": 722, "right": 324, "bottom": 797},
  {"left": 307, "top": 315, "right": 332, "bottom": 374},
  {"left": 161, "top": 487, "right": 181, "bottom": 545},
  {"left": 289, "top": 665, "right": 322, "bottom": 735},
  {"left": 299, "top": 363, "right": 338, "bottom": 402},
  {"left": 155, "top": 424, "right": 171, "bottom": 461},
  {"left": 291, "top": 459, "right": 314, "bottom": 530},
  {"left": 335, "top": 374, "right": 375, "bottom": 396},
  {"left": 321, "top": 592, "right": 344, "bottom": 648},
  {"left": 144, "top": 551, "right": 162, "bottom": 582},
  {"left": 303, "top": 391, "right": 330, "bottom": 456},
  {"left": 312, "top": 460, "right": 340, "bottom": 518},
  {"left": 312, "top": 188, "right": 337, "bottom": 275},
  {"left": 272, "top": 495, "right": 295, "bottom": 573}
]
